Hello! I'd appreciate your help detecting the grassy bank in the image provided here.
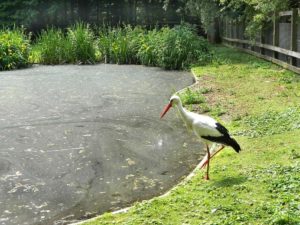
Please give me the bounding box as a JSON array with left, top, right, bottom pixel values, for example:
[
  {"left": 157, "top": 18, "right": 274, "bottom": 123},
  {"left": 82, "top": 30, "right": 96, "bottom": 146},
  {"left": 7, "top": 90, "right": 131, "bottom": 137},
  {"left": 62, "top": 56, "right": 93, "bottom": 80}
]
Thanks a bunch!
[{"left": 83, "top": 46, "right": 300, "bottom": 225}]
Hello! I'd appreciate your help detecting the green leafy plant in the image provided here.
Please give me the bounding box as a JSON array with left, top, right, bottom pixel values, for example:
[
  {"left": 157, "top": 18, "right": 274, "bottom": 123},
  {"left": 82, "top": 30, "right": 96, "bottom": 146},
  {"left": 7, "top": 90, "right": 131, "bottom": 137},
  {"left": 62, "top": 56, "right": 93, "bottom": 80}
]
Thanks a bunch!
[{"left": 0, "top": 27, "right": 30, "bottom": 70}]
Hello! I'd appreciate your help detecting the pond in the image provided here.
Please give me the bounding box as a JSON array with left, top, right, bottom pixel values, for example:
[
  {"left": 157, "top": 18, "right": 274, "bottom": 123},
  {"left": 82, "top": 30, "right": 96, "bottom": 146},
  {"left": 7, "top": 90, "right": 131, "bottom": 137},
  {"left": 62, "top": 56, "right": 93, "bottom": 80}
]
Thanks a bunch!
[{"left": 0, "top": 64, "right": 203, "bottom": 225}]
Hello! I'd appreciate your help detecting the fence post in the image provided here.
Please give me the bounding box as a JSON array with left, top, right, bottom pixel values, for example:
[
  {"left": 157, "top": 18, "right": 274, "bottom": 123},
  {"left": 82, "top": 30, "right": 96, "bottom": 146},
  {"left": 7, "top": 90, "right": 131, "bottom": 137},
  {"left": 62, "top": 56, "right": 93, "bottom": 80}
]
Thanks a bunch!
[
  {"left": 273, "top": 11, "right": 279, "bottom": 59},
  {"left": 242, "top": 19, "right": 246, "bottom": 49},
  {"left": 235, "top": 20, "right": 239, "bottom": 47},
  {"left": 260, "top": 28, "right": 265, "bottom": 55},
  {"left": 225, "top": 17, "right": 227, "bottom": 38},
  {"left": 290, "top": 8, "right": 298, "bottom": 65},
  {"left": 229, "top": 19, "right": 233, "bottom": 38}
]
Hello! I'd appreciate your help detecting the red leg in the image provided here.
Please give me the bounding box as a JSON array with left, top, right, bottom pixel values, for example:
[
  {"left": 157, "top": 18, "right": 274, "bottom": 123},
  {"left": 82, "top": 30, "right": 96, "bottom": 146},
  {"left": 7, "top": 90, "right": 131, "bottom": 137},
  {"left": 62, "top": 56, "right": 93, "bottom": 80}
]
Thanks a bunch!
[
  {"left": 204, "top": 144, "right": 210, "bottom": 180},
  {"left": 200, "top": 145, "right": 225, "bottom": 170}
]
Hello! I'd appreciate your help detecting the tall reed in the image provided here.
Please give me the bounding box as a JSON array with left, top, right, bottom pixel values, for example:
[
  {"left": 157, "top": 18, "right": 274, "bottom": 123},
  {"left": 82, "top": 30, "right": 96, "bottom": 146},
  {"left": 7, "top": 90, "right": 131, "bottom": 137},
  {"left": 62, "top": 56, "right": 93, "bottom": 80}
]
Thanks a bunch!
[
  {"left": 35, "top": 28, "right": 71, "bottom": 64},
  {"left": 67, "top": 23, "right": 97, "bottom": 64}
]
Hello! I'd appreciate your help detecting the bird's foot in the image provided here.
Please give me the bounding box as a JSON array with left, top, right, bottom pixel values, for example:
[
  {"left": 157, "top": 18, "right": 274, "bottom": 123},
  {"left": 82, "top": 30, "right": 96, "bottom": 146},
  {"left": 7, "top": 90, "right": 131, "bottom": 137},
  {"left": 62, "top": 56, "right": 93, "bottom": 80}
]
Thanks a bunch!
[{"left": 199, "top": 161, "right": 207, "bottom": 170}]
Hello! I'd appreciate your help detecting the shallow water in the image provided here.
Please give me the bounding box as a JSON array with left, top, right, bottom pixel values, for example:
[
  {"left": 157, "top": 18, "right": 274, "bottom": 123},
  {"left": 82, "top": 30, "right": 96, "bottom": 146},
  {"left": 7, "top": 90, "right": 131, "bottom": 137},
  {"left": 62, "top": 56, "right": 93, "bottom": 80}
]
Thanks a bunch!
[{"left": 0, "top": 64, "right": 203, "bottom": 225}]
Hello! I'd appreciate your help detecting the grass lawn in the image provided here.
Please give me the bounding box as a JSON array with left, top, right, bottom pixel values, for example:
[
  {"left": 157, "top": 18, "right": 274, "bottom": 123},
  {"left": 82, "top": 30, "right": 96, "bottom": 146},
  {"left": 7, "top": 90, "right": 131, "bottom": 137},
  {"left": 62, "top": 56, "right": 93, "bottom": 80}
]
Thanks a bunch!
[{"left": 82, "top": 46, "right": 300, "bottom": 225}]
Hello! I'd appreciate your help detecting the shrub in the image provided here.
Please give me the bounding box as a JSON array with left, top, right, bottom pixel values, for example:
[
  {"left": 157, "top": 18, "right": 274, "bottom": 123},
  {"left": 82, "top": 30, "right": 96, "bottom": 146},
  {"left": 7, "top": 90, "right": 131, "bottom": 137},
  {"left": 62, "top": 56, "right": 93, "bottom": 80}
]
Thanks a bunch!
[{"left": 0, "top": 28, "right": 30, "bottom": 70}]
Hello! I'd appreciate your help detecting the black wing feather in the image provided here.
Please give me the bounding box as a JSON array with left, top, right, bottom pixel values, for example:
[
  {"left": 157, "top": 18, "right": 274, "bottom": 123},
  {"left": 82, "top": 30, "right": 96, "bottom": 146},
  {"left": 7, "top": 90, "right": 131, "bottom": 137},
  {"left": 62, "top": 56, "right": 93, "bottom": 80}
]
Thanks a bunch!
[
  {"left": 202, "top": 122, "right": 241, "bottom": 153},
  {"left": 201, "top": 135, "right": 241, "bottom": 153},
  {"left": 215, "top": 122, "right": 229, "bottom": 136}
]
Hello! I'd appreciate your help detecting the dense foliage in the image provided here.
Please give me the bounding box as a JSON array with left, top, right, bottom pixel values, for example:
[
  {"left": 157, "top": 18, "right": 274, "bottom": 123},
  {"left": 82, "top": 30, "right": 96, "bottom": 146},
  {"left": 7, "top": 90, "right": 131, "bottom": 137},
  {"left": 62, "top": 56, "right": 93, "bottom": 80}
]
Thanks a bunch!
[
  {"left": 179, "top": 0, "right": 299, "bottom": 38},
  {"left": 0, "top": 0, "right": 194, "bottom": 29},
  {"left": 154, "top": 24, "right": 211, "bottom": 69},
  {"left": 0, "top": 28, "right": 30, "bottom": 70},
  {"left": 1, "top": 24, "right": 212, "bottom": 70}
]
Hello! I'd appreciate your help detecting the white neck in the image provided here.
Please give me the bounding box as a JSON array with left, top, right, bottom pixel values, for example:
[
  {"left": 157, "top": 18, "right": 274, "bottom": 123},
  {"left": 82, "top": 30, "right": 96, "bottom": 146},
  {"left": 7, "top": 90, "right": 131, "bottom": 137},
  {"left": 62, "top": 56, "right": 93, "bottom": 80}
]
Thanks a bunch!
[{"left": 175, "top": 101, "right": 190, "bottom": 123}]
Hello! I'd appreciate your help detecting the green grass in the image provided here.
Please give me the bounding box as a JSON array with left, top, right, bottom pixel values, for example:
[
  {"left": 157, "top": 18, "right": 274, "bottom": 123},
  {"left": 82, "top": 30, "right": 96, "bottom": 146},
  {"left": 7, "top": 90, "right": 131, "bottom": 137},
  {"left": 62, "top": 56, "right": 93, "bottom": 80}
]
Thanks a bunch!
[{"left": 82, "top": 46, "right": 300, "bottom": 225}]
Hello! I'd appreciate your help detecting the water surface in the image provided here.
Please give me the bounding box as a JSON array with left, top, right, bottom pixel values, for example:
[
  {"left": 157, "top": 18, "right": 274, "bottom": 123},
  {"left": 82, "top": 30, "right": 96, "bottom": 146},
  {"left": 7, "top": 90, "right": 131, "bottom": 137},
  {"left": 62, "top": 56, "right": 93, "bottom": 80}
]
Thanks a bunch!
[{"left": 0, "top": 65, "right": 203, "bottom": 225}]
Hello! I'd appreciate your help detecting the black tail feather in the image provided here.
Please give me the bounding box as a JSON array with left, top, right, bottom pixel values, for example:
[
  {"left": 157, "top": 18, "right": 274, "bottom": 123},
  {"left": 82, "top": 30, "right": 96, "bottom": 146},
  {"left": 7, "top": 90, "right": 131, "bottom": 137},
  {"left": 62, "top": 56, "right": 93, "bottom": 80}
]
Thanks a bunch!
[{"left": 227, "top": 137, "right": 241, "bottom": 153}]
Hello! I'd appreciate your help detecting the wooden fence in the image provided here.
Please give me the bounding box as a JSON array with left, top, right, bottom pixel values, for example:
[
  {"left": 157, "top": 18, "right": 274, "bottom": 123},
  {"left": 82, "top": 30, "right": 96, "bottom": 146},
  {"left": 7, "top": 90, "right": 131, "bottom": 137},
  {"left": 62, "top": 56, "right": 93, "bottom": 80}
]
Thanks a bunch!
[{"left": 221, "top": 8, "right": 300, "bottom": 74}]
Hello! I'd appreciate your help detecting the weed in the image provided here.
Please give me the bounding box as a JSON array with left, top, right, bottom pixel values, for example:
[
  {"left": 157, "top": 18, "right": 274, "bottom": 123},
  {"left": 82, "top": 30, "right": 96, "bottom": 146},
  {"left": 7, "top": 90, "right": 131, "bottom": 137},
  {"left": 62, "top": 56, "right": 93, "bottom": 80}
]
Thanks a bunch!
[
  {"left": 210, "top": 105, "right": 227, "bottom": 117},
  {"left": 180, "top": 88, "right": 206, "bottom": 105},
  {"left": 279, "top": 73, "right": 297, "bottom": 84},
  {"left": 199, "top": 87, "right": 212, "bottom": 94},
  {"left": 235, "top": 108, "right": 300, "bottom": 138}
]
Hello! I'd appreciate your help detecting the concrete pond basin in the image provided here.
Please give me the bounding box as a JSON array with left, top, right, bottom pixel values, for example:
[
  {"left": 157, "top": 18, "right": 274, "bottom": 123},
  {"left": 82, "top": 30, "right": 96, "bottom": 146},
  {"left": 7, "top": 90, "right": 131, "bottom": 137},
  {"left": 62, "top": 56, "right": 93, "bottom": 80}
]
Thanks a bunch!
[{"left": 0, "top": 64, "right": 204, "bottom": 225}]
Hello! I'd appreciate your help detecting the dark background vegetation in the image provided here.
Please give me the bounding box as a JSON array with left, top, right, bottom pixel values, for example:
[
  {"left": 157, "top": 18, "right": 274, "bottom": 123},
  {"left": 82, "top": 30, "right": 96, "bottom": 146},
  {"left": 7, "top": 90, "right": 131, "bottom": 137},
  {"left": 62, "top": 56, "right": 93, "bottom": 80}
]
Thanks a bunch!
[{"left": 0, "top": 0, "right": 198, "bottom": 31}]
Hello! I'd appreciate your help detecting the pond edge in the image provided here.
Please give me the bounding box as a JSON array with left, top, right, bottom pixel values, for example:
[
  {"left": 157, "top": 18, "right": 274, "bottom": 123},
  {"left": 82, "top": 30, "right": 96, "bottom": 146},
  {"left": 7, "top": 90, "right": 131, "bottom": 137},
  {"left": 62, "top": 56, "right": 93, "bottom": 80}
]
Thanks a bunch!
[{"left": 71, "top": 70, "right": 202, "bottom": 225}]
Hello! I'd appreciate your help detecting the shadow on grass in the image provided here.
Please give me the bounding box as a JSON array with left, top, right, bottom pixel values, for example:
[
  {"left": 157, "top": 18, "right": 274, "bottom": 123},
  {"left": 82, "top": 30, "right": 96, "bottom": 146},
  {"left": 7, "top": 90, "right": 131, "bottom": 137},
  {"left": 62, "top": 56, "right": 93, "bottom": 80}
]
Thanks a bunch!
[{"left": 213, "top": 176, "right": 247, "bottom": 187}]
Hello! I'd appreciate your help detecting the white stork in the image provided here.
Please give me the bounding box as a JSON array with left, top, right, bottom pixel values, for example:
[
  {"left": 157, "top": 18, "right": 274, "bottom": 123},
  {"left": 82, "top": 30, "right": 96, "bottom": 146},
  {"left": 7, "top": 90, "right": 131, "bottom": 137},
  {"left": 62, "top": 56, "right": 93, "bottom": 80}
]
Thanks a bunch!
[{"left": 160, "top": 95, "right": 240, "bottom": 180}]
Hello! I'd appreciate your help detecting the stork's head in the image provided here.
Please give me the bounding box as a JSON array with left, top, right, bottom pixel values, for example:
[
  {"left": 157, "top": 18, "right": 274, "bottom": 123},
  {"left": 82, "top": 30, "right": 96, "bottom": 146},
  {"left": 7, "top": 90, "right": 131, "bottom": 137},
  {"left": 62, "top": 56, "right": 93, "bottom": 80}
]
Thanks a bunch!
[{"left": 160, "top": 95, "right": 181, "bottom": 119}]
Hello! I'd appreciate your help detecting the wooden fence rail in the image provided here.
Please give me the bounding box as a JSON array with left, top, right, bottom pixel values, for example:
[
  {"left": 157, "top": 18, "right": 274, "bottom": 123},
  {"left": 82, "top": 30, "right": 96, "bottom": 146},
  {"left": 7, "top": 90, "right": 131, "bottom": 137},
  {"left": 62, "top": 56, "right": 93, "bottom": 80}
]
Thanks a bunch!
[{"left": 221, "top": 8, "right": 300, "bottom": 74}]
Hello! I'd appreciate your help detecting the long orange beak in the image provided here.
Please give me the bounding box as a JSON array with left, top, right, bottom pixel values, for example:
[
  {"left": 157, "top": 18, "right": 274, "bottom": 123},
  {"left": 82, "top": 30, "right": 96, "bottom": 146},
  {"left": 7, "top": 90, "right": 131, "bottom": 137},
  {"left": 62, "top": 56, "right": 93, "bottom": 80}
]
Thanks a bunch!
[{"left": 160, "top": 103, "right": 172, "bottom": 119}]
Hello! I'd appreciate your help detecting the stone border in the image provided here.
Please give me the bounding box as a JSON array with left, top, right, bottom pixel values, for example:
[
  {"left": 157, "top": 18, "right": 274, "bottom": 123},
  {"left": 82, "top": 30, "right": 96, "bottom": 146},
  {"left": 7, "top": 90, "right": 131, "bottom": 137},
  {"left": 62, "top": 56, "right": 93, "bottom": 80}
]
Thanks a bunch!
[{"left": 71, "top": 70, "right": 204, "bottom": 225}]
